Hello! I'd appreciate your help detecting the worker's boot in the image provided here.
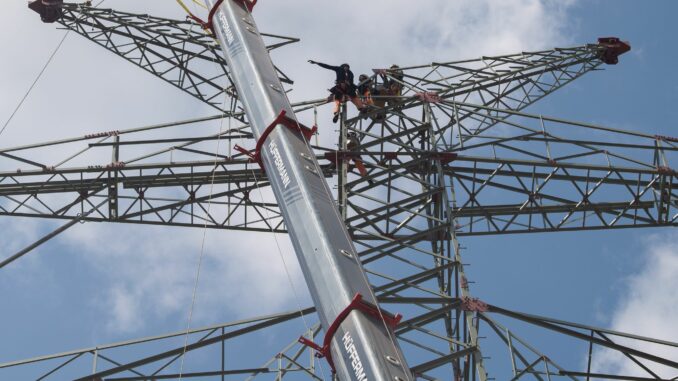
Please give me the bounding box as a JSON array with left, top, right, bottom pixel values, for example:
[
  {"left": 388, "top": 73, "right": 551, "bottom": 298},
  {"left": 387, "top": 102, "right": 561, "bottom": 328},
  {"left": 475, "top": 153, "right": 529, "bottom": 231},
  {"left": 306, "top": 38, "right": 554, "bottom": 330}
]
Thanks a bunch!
[{"left": 333, "top": 112, "right": 340, "bottom": 123}]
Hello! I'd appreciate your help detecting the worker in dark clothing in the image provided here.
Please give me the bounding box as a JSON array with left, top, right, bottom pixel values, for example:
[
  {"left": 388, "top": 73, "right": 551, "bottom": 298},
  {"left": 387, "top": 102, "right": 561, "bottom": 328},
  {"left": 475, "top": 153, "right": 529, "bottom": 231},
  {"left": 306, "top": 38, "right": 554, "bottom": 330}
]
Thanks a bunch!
[
  {"left": 308, "top": 60, "right": 365, "bottom": 123},
  {"left": 385, "top": 64, "right": 404, "bottom": 96},
  {"left": 346, "top": 131, "right": 368, "bottom": 177},
  {"left": 357, "top": 74, "right": 374, "bottom": 106}
]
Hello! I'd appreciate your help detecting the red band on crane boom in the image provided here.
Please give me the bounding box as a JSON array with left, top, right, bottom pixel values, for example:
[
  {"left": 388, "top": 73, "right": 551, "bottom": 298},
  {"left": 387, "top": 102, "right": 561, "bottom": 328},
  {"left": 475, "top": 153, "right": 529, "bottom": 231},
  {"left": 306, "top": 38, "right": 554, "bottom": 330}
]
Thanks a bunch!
[
  {"left": 298, "top": 293, "right": 402, "bottom": 374},
  {"left": 234, "top": 0, "right": 257, "bottom": 12},
  {"left": 234, "top": 109, "right": 316, "bottom": 169},
  {"left": 188, "top": 0, "right": 257, "bottom": 34}
]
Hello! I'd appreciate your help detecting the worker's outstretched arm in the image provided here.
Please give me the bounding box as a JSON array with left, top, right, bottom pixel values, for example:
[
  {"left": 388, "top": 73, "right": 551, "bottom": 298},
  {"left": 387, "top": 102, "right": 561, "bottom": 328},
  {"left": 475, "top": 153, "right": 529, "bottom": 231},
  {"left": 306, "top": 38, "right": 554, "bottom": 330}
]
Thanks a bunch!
[{"left": 308, "top": 60, "right": 339, "bottom": 71}]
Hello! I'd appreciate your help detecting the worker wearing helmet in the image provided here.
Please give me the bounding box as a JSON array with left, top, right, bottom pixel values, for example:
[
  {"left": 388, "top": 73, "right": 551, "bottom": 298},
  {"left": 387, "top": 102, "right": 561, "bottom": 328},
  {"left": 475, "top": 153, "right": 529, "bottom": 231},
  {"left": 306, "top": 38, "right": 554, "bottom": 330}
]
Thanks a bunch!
[{"left": 308, "top": 60, "right": 365, "bottom": 123}]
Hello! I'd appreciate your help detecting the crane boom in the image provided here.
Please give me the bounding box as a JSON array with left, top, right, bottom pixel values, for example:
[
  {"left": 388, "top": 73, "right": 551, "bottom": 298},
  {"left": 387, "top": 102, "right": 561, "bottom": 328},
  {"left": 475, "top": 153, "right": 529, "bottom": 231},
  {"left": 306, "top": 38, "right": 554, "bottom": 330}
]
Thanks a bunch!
[{"left": 205, "top": 1, "right": 412, "bottom": 380}]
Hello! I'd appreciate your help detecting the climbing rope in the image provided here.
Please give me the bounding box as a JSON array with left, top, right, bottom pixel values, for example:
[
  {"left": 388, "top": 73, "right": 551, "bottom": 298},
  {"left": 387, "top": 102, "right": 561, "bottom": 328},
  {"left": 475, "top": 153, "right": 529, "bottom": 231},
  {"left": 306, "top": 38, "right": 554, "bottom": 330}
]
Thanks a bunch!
[
  {"left": 175, "top": 0, "right": 204, "bottom": 18},
  {"left": 174, "top": 3, "right": 260, "bottom": 378}
]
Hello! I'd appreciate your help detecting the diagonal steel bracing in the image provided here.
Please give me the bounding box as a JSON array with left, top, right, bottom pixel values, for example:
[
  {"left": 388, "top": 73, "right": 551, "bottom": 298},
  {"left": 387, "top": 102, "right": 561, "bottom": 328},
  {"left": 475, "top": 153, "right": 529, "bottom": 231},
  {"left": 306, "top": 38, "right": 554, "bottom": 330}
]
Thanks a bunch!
[
  {"left": 4, "top": 115, "right": 673, "bottom": 235},
  {"left": 5, "top": 296, "right": 677, "bottom": 380},
  {"left": 53, "top": 2, "right": 298, "bottom": 110},
  {"left": 3, "top": 3, "right": 675, "bottom": 380}
]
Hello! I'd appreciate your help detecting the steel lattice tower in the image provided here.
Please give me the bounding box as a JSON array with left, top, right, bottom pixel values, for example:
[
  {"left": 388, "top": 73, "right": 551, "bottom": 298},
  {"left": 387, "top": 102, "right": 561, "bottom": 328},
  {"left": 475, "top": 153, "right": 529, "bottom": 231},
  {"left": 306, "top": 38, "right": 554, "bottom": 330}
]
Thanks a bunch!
[{"left": 1, "top": 2, "right": 677, "bottom": 381}]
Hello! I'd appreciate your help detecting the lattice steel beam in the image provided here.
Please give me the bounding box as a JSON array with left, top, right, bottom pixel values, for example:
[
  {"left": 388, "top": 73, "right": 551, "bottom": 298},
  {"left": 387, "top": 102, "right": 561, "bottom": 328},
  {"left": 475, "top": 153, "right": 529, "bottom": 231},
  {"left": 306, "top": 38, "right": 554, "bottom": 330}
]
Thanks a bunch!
[
  {"left": 363, "top": 38, "right": 626, "bottom": 148},
  {"left": 49, "top": 3, "right": 298, "bottom": 110},
  {"left": 4, "top": 295, "right": 676, "bottom": 380},
  {"left": 3, "top": 8, "right": 672, "bottom": 377},
  {"left": 2, "top": 112, "right": 675, "bottom": 235}
]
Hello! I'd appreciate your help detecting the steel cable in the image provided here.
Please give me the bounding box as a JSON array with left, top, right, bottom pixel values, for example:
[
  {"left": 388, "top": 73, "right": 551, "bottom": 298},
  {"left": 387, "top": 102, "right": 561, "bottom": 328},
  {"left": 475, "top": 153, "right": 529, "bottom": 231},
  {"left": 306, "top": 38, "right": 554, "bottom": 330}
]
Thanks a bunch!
[
  {"left": 177, "top": 90, "right": 228, "bottom": 381},
  {"left": 0, "top": 31, "right": 69, "bottom": 138},
  {"left": 238, "top": 125, "right": 331, "bottom": 381},
  {"left": 174, "top": 3, "right": 325, "bottom": 379},
  {"left": 0, "top": 0, "right": 107, "bottom": 139}
]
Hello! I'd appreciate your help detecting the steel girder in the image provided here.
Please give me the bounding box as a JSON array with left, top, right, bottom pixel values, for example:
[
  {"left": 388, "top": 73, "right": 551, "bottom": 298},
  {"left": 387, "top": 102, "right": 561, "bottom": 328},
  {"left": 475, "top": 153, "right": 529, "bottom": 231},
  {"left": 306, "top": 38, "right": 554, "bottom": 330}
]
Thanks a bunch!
[
  {"left": 341, "top": 100, "right": 677, "bottom": 239},
  {"left": 3, "top": 298, "right": 677, "bottom": 380},
  {"left": 54, "top": 3, "right": 297, "bottom": 110},
  {"left": 5, "top": 25, "right": 662, "bottom": 236},
  {"left": 203, "top": 2, "right": 414, "bottom": 380},
  {"left": 2, "top": 110, "right": 674, "bottom": 236},
  {"left": 3, "top": 103, "right": 676, "bottom": 379},
  {"left": 3, "top": 3, "right": 677, "bottom": 380},
  {"left": 4, "top": 98, "right": 675, "bottom": 236}
]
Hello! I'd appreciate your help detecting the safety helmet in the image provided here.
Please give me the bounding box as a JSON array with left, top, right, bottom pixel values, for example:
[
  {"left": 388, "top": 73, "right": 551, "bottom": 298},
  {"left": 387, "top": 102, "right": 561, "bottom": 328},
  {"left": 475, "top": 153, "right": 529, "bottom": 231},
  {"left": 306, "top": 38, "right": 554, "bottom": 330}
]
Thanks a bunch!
[
  {"left": 359, "top": 74, "right": 368, "bottom": 82},
  {"left": 341, "top": 63, "right": 350, "bottom": 70}
]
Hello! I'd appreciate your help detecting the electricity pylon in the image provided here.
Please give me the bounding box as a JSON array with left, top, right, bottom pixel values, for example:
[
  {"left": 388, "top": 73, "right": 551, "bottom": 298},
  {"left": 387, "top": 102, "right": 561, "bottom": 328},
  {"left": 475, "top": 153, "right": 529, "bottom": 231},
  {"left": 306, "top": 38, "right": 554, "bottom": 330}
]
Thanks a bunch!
[{"left": 1, "top": 1, "right": 677, "bottom": 380}]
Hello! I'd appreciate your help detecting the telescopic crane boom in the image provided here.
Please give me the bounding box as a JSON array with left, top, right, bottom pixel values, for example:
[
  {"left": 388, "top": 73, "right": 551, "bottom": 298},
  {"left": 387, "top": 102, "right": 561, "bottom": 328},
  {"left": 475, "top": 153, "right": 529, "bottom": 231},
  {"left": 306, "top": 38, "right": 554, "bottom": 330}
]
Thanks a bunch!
[{"left": 201, "top": 1, "right": 412, "bottom": 380}]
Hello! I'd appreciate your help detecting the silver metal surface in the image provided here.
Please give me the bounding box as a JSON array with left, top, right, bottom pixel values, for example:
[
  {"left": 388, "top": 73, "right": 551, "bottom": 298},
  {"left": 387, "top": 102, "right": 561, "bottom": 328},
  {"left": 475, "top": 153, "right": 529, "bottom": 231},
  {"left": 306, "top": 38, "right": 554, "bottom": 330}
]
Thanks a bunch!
[{"left": 206, "top": 1, "right": 411, "bottom": 380}]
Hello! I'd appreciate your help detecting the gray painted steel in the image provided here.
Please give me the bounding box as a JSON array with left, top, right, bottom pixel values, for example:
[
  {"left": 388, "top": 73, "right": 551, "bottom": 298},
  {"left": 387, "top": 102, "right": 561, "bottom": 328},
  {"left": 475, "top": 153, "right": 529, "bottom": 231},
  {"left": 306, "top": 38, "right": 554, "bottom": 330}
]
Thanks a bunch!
[{"left": 205, "top": 1, "right": 411, "bottom": 380}]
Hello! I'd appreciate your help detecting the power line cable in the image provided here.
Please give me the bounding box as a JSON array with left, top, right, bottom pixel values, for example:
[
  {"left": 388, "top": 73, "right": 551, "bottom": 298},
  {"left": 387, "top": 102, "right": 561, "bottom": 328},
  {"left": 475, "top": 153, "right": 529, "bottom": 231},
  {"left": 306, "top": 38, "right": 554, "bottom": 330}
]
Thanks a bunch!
[
  {"left": 0, "top": 31, "right": 69, "bottom": 138},
  {"left": 177, "top": 93, "right": 228, "bottom": 381},
  {"left": 241, "top": 130, "right": 330, "bottom": 381},
  {"left": 177, "top": 4, "right": 232, "bottom": 378},
  {"left": 0, "top": 0, "right": 107, "bottom": 138}
]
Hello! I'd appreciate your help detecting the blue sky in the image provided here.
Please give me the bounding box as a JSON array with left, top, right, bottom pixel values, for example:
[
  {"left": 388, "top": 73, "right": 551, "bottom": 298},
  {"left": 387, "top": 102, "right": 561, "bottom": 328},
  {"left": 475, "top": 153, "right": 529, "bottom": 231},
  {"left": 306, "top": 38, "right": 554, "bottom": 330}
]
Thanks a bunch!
[{"left": 1, "top": 0, "right": 677, "bottom": 379}]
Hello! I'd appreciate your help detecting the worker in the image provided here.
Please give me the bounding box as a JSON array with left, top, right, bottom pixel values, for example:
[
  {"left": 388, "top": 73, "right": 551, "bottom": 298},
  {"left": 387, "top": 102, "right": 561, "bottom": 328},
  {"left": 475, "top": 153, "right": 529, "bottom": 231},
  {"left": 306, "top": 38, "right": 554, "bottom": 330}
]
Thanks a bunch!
[
  {"left": 359, "top": 73, "right": 391, "bottom": 121},
  {"left": 346, "top": 131, "right": 368, "bottom": 177},
  {"left": 357, "top": 74, "right": 374, "bottom": 106},
  {"left": 386, "top": 64, "right": 404, "bottom": 96},
  {"left": 308, "top": 60, "right": 366, "bottom": 123}
]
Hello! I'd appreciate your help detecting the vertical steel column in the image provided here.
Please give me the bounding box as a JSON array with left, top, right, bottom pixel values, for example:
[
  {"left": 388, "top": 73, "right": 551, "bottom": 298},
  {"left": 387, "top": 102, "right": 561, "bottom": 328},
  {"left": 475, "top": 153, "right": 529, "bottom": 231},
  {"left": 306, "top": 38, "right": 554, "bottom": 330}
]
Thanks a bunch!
[
  {"left": 206, "top": 1, "right": 411, "bottom": 380},
  {"left": 337, "top": 106, "right": 348, "bottom": 221},
  {"left": 423, "top": 101, "right": 488, "bottom": 380},
  {"left": 109, "top": 135, "right": 120, "bottom": 220}
]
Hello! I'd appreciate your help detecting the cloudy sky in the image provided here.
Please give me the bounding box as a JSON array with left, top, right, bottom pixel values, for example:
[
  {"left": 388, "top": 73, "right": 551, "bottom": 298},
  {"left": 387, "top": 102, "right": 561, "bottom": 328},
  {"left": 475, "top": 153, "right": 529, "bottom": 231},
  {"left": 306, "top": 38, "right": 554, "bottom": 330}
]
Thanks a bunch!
[{"left": 1, "top": 0, "right": 677, "bottom": 379}]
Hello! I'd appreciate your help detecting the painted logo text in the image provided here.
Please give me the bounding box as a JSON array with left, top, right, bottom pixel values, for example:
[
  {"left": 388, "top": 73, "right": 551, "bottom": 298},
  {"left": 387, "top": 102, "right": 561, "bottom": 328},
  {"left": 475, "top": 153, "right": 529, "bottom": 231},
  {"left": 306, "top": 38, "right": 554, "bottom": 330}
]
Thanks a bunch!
[
  {"left": 218, "top": 11, "right": 235, "bottom": 45},
  {"left": 343, "top": 331, "right": 368, "bottom": 381},
  {"left": 269, "top": 141, "right": 290, "bottom": 189}
]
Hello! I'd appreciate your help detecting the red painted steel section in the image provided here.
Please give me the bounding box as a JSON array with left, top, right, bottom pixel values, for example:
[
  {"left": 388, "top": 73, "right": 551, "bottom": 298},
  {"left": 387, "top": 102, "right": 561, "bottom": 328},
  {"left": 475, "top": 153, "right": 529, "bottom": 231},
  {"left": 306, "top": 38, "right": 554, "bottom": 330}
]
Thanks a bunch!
[
  {"left": 186, "top": 0, "right": 256, "bottom": 34},
  {"left": 234, "top": 109, "right": 316, "bottom": 169},
  {"left": 298, "top": 293, "right": 402, "bottom": 374},
  {"left": 27, "top": 0, "right": 64, "bottom": 23},
  {"left": 597, "top": 37, "right": 631, "bottom": 65}
]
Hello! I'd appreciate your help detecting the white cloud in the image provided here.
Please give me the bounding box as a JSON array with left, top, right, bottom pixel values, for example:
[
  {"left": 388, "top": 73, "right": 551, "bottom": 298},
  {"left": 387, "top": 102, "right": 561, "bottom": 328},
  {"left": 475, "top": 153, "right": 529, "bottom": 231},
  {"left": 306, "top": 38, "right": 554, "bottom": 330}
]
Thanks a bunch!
[
  {"left": 0, "top": 217, "right": 41, "bottom": 259},
  {"left": 262, "top": 0, "right": 576, "bottom": 64},
  {"left": 592, "top": 233, "right": 678, "bottom": 379},
  {"left": 259, "top": 0, "right": 578, "bottom": 128},
  {"left": 65, "top": 219, "right": 306, "bottom": 333},
  {"left": 106, "top": 285, "right": 143, "bottom": 333},
  {"left": 1, "top": 0, "right": 580, "bottom": 334}
]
